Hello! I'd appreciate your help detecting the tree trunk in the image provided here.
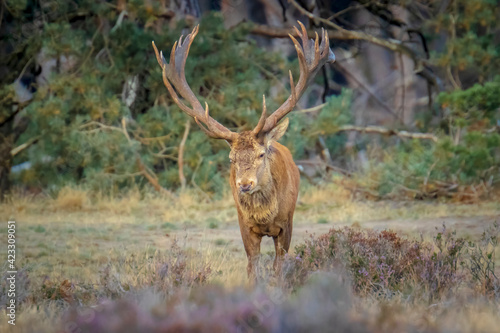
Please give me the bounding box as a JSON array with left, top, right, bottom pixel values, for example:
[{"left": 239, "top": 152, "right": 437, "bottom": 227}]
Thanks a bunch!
[
  {"left": 0, "top": 104, "right": 30, "bottom": 201},
  {"left": 0, "top": 126, "right": 14, "bottom": 201}
]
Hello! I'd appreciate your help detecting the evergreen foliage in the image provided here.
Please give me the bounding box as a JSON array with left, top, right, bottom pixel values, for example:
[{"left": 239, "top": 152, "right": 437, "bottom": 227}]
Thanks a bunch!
[
  {"left": 369, "top": 78, "right": 500, "bottom": 199},
  {"left": 4, "top": 5, "right": 319, "bottom": 195},
  {"left": 1, "top": 0, "right": 499, "bottom": 199}
]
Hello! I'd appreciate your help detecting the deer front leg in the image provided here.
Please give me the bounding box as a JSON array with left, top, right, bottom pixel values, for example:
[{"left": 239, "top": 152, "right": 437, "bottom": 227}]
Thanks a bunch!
[
  {"left": 273, "top": 225, "right": 292, "bottom": 275},
  {"left": 240, "top": 226, "right": 262, "bottom": 282}
]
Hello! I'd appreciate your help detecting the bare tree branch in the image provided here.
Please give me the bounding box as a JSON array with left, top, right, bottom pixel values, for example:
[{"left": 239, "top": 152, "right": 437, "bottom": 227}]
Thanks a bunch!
[
  {"left": 244, "top": 1, "right": 442, "bottom": 90},
  {"left": 178, "top": 119, "right": 190, "bottom": 191},
  {"left": 10, "top": 135, "right": 40, "bottom": 156},
  {"left": 337, "top": 125, "right": 438, "bottom": 142},
  {"left": 80, "top": 120, "right": 173, "bottom": 195},
  {"left": 136, "top": 157, "right": 172, "bottom": 196},
  {"left": 248, "top": 6, "right": 412, "bottom": 54},
  {"left": 334, "top": 62, "right": 402, "bottom": 121}
]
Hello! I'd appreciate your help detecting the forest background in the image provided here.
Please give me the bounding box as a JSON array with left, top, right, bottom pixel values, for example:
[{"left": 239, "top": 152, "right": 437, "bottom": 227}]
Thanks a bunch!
[
  {"left": 1, "top": 0, "right": 499, "bottom": 202},
  {"left": 1, "top": 1, "right": 500, "bottom": 332}
]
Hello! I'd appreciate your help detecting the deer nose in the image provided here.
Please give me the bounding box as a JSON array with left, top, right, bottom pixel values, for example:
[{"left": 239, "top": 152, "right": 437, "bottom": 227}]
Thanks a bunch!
[{"left": 238, "top": 181, "right": 254, "bottom": 193}]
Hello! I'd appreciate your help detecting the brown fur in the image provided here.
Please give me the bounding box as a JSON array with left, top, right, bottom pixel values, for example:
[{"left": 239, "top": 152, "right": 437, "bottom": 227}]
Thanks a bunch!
[
  {"left": 154, "top": 23, "right": 333, "bottom": 282},
  {"left": 229, "top": 129, "right": 300, "bottom": 280}
]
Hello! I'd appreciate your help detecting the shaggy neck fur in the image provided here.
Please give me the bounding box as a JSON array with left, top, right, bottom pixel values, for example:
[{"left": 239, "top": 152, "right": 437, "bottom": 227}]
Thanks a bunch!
[
  {"left": 230, "top": 132, "right": 286, "bottom": 225},
  {"left": 238, "top": 180, "right": 278, "bottom": 224}
]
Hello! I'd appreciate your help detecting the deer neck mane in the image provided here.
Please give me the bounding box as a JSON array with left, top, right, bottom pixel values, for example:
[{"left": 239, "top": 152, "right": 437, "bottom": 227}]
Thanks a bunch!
[{"left": 238, "top": 182, "right": 278, "bottom": 224}]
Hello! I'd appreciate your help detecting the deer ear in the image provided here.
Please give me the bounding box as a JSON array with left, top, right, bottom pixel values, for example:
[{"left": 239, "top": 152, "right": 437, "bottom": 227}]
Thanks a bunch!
[{"left": 265, "top": 118, "right": 289, "bottom": 148}]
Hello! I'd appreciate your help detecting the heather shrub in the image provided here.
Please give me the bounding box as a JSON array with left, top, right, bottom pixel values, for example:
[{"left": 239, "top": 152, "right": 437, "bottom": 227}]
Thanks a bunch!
[
  {"left": 0, "top": 268, "right": 31, "bottom": 308},
  {"left": 293, "top": 224, "right": 471, "bottom": 300},
  {"left": 462, "top": 222, "right": 500, "bottom": 297},
  {"left": 60, "top": 273, "right": 373, "bottom": 333},
  {"left": 3, "top": 225, "right": 500, "bottom": 333},
  {"left": 19, "top": 239, "right": 212, "bottom": 308}
]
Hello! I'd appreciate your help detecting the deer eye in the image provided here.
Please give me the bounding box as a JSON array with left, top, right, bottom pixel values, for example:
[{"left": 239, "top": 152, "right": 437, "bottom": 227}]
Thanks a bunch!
[{"left": 258, "top": 153, "right": 265, "bottom": 158}]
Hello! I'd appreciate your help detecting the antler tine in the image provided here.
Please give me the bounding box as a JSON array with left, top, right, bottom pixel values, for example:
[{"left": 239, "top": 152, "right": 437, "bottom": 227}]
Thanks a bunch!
[
  {"left": 194, "top": 103, "right": 224, "bottom": 139},
  {"left": 152, "top": 41, "right": 165, "bottom": 68},
  {"left": 252, "top": 95, "right": 267, "bottom": 136},
  {"left": 169, "top": 40, "right": 178, "bottom": 71},
  {"left": 313, "top": 32, "right": 320, "bottom": 67},
  {"left": 297, "top": 21, "right": 310, "bottom": 55},
  {"left": 289, "top": 70, "right": 297, "bottom": 103},
  {"left": 259, "top": 21, "right": 335, "bottom": 134},
  {"left": 153, "top": 26, "right": 237, "bottom": 142},
  {"left": 161, "top": 67, "right": 192, "bottom": 114},
  {"left": 177, "top": 25, "right": 199, "bottom": 80},
  {"left": 152, "top": 42, "right": 193, "bottom": 115},
  {"left": 289, "top": 34, "right": 308, "bottom": 77},
  {"left": 321, "top": 28, "right": 329, "bottom": 55}
]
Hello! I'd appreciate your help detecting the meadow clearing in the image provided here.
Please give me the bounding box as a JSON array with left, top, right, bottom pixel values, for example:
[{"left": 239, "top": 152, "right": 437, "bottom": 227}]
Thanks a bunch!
[
  {"left": 1, "top": 185, "right": 499, "bottom": 332},
  {"left": 2, "top": 1, "right": 500, "bottom": 332}
]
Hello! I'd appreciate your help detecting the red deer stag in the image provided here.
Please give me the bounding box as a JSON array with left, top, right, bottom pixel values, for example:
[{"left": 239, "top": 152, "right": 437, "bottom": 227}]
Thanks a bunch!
[{"left": 152, "top": 22, "right": 335, "bottom": 280}]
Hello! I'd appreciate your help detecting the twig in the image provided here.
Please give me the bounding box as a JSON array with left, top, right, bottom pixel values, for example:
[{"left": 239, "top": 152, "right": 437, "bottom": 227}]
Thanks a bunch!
[
  {"left": 244, "top": 3, "right": 441, "bottom": 90},
  {"left": 111, "top": 10, "right": 128, "bottom": 33},
  {"left": 10, "top": 135, "right": 40, "bottom": 156},
  {"left": 249, "top": 0, "right": 415, "bottom": 57},
  {"left": 398, "top": 53, "right": 406, "bottom": 123},
  {"left": 135, "top": 133, "right": 173, "bottom": 144},
  {"left": 178, "top": 120, "right": 190, "bottom": 190},
  {"left": 81, "top": 120, "right": 172, "bottom": 195},
  {"left": 248, "top": 21, "right": 408, "bottom": 52},
  {"left": 102, "top": 33, "right": 115, "bottom": 69},
  {"left": 16, "top": 57, "right": 34, "bottom": 82},
  {"left": 446, "top": 14, "right": 461, "bottom": 90},
  {"left": 424, "top": 161, "right": 438, "bottom": 186},
  {"left": 136, "top": 156, "right": 172, "bottom": 196},
  {"left": 190, "top": 153, "right": 211, "bottom": 202},
  {"left": 151, "top": 152, "right": 178, "bottom": 160},
  {"left": 318, "top": 136, "right": 332, "bottom": 164},
  {"left": 334, "top": 63, "right": 402, "bottom": 121},
  {"left": 295, "top": 160, "right": 353, "bottom": 176},
  {"left": 80, "top": 121, "right": 123, "bottom": 133},
  {"left": 296, "top": 103, "right": 327, "bottom": 113},
  {"left": 0, "top": 102, "right": 29, "bottom": 129},
  {"left": 121, "top": 117, "right": 131, "bottom": 143},
  {"left": 327, "top": 3, "right": 371, "bottom": 20}
]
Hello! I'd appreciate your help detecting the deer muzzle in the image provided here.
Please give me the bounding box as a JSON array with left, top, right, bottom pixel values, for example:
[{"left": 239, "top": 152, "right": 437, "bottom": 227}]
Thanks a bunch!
[{"left": 237, "top": 179, "right": 255, "bottom": 194}]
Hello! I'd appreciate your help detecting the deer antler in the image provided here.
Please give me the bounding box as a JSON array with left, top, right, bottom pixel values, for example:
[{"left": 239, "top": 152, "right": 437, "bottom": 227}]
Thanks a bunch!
[
  {"left": 152, "top": 26, "right": 237, "bottom": 141},
  {"left": 251, "top": 95, "right": 267, "bottom": 136},
  {"left": 255, "top": 21, "right": 335, "bottom": 134}
]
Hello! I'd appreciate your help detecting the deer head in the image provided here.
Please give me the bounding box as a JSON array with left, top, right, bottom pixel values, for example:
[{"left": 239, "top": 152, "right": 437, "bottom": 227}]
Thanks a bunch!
[{"left": 152, "top": 22, "right": 335, "bottom": 194}]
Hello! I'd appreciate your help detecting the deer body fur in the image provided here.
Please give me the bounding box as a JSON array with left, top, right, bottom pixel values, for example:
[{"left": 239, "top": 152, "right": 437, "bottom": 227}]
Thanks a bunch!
[
  {"left": 229, "top": 132, "right": 300, "bottom": 277},
  {"left": 152, "top": 21, "right": 334, "bottom": 281}
]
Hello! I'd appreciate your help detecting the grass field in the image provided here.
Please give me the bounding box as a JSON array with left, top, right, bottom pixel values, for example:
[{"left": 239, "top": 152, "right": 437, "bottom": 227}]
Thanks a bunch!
[{"left": 1, "top": 185, "right": 500, "bottom": 332}]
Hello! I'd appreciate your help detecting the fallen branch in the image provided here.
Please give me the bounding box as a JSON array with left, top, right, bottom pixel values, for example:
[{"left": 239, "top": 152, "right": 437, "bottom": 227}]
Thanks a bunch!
[{"left": 337, "top": 125, "right": 438, "bottom": 142}]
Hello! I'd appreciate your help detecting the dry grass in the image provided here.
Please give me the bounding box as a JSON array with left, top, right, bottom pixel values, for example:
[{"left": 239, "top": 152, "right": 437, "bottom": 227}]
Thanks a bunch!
[
  {"left": 53, "top": 187, "right": 90, "bottom": 211},
  {"left": 0, "top": 185, "right": 499, "bottom": 332},
  {"left": 297, "top": 183, "right": 500, "bottom": 229}
]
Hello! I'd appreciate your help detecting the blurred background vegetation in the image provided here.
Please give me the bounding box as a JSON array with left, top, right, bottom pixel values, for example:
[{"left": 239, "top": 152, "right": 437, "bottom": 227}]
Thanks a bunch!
[{"left": 1, "top": 0, "right": 499, "bottom": 201}]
